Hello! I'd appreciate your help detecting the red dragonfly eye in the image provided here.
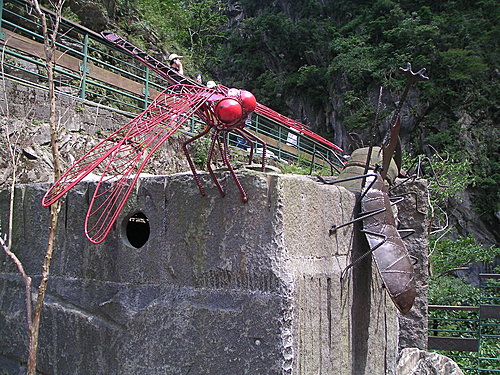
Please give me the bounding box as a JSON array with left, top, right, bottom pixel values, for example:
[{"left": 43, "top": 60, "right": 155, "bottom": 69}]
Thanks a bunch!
[
  {"left": 215, "top": 98, "right": 243, "bottom": 123},
  {"left": 240, "top": 90, "right": 256, "bottom": 113}
]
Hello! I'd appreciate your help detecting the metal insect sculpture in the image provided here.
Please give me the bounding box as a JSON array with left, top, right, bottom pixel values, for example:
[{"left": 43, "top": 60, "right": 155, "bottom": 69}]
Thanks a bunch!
[
  {"left": 319, "top": 63, "right": 428, "bottom": 314},
  {"left": 42, "top": 84, "right": 266, "bottom": 244}
]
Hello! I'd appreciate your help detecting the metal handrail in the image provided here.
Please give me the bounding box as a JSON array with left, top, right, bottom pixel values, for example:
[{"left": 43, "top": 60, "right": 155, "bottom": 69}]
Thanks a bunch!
[{"left": 428, "top": 274, "right": 500, "bottom": 374}]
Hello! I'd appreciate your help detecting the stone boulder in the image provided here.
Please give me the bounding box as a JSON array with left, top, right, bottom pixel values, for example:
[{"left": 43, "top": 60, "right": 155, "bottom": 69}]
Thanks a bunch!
[{"left": 397, "top": 348, "right": 465, "bottom": 375}]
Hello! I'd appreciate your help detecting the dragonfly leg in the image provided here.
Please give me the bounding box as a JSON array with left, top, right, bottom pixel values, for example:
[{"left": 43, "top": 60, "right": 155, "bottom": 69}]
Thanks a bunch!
[
  {"left": 220, "top": 130, "right": 247, "bottom": 202},
  {"left": 233, "top": 129, "right": 255, "bottom": 165},
  {"left": 239, "top": 128, "right": 266, "bottom": 171},
  {"left": 182, "top": 126, "right": 212, "bottom": 196},
  {"left": 341, "top": 230, "right": 388, "bottom": 280},
  {"left": 206, "top": 130, "right": 226, "bottom": 198}
]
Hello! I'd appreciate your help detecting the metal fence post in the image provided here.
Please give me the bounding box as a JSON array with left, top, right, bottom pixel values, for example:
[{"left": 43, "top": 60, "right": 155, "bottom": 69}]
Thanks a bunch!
[
  {"left": 190, "top": 116, "right": 196, "bottom": 133},
  {"left": 296, "top": 134, "right": 301, "bottom": 163},
  {"left": 278, "top": 125, "right": 282, "bottom": 160},
  {"left": 254, "top": 115, "right": 260, "bottom": 154},
  {"left": 142, "top": 66, "right": 150, "bottom": 109},
  {"left": 79, "top": 34, "right": 89, "bottom": 99},
  {"left": 312, "top": 143, "right": 316, "bottom": 169},
  {"left": 0, "top": 0, "right": 5, "bottom": 40}
]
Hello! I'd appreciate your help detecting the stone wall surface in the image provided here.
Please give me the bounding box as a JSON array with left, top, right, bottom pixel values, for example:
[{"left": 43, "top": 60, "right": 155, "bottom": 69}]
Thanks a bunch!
[
  {"left": 0, "top": 80, "right": 191, "bottom": 190},
  {"left": 392, "top": 179, "right": 430, "bottom": 351},
  {"left": 0, "top": 169, "right": 407, "bottom": 375}
]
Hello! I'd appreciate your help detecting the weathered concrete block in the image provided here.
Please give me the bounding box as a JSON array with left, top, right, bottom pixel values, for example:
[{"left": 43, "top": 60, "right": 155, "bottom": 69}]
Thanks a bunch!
[{"left": 1, "top": 170, "right": 402, "bottom": 374}]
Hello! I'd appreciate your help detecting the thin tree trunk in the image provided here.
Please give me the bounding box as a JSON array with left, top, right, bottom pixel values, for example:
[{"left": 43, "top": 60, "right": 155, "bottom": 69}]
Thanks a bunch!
[
  {"left": 25, "top": 1, "right": 64, "bottom": 373},
  {"left": 26, "top": 200, "right": 60, "bottom": 374}
]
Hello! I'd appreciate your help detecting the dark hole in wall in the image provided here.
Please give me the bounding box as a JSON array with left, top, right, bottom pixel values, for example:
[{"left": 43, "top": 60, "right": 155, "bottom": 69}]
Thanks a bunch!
[{"left": 126, "top": 212, "right": 150, "bottom": 248}]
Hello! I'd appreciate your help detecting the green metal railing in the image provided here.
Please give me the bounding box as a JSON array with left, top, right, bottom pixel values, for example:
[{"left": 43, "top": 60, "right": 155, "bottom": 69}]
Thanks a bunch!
[
  {"left": 0, "top": 0, "right": 186, "bottom": 113},
  {"left": 0, "top": 0, "right": 342, "bottom": 171},
  {"left": 428, "top": 274, "right": 500, "bottom": 374}
]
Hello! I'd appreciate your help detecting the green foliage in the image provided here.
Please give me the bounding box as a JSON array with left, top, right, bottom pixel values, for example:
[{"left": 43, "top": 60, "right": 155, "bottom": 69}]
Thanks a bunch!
[
  {"left": 428, "top": 273, "right": 500, "bottom": 372},
  {"left": 280, "top": 158, "right": 334, "bottom": 176},
  {"left": 429, "top": 276, "right": 482, "bottom": 306},
  {"left": 428, "top": 238, "right": 499, "bottom": 372},
  {"left": 131, "top": 0, "right": 227, "bottom": 67},
  {"left": 208, "top": 0, "right": 498, "bottom": 220},
  {"left": 403, "top": 152, "right": 474, "bottom": 227},
  {"left": 186, "top": 136, "right": 216, "bottom": 169},
  {"left": 439, "top": 49, "right": 488, "bottom": 81},
  {"left": 280, "top": 162, "right": 311, "bottom": 175},
  {"left": 427, "top": 155, "right": 473, "bottom": 204},
  {"left": 429, "top": 236, "right": 499, "bottom": 277}
]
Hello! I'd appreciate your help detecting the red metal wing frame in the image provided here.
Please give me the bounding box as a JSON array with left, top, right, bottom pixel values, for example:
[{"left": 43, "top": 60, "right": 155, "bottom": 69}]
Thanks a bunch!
[
  {"left": 254, "top": 103, "right": 343, "bottom": 152},
  {"left": 42, "top": 118, "right": 146, "bottom": 206},
  {"left": 42, "top": 84, "right": 207, "bottom": 206},
  {"left": 43, "top": 84, "right": 217, "bottom": 243}
]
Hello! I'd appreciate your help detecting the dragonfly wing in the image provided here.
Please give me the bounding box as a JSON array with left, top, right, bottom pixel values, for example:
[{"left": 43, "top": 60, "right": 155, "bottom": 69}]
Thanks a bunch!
[
  {"left": 83, "top": 84, "right": 214, "bottom": 243},
  {"left": 42, "top": 118, "right": 145, "bottom": 206},
  {"left": 42, "top": 85, "right": 214, "bottom": 206}
]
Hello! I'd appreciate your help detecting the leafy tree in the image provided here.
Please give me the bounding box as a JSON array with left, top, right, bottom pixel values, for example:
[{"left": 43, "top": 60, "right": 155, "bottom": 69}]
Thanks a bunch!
[
  {"left": 429, "top": 236, "right": 498, "bottom": 277},
  {"left": 209, "top": 0, "right": 499, "bottom": 225},
  {"left": 131, "top": 0, "right": 227, "bottom": 66}
]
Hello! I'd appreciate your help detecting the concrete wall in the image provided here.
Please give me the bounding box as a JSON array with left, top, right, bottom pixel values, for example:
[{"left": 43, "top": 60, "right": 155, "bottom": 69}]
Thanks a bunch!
[{"left": 0, "top": 169, "right": 404, "bottom": 374}]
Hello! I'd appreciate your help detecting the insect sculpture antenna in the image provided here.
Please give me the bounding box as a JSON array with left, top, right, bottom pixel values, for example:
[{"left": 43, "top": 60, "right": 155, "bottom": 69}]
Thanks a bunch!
[
  {"left": 362, "top": 85, "right": 384, "bottom": 187},
  {"left": 317, "top": 63, "right": 429, "bottom": 314}
]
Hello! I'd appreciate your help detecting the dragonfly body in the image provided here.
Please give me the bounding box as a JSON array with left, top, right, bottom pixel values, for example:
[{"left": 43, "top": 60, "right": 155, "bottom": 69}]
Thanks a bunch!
[{"left": 360, "top": 170, "right": 416, "bottom": 314}]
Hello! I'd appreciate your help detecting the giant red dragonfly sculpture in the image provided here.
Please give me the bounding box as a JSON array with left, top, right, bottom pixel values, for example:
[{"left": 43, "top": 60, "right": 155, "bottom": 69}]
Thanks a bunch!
[
  {"left": 42, "top": 84, "right": 266, "bottom": 244},
  {"left": 43, "top": 32, "right": 344, "bottom": 244}
]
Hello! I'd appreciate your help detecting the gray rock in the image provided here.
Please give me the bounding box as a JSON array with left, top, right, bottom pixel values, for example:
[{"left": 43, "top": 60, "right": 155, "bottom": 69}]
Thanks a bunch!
[
  {"left": 397, "top": 348, "right": 464, "bottom": 375},
  {"left": 0, "top": 80, "right": 192, "bottom": 190},
  {"left": 393, "top": 178, "right": 430, "bottom": 351}
]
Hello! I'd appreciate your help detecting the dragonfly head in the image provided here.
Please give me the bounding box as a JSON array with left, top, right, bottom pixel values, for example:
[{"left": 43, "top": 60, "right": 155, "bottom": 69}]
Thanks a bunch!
[{"left": 215, "top": 88, "right": 256, "bottom": 127}]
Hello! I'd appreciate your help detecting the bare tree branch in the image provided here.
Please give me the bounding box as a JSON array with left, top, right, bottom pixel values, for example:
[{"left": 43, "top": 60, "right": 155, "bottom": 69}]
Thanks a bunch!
[
  {"left": 25, "top": 1, "right": 66, "bottom": 374},
  {"left": 0, "top": 39, "right": 34, "bottom": 345},
  {"left": 0, "top": 235, "right": 32, "bottom": 329}
]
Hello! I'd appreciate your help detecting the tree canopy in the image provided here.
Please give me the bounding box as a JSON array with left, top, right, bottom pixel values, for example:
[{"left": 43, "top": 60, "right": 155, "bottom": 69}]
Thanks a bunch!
[{"left": 206, "top": 0, "right": 499, "bottom": 231}]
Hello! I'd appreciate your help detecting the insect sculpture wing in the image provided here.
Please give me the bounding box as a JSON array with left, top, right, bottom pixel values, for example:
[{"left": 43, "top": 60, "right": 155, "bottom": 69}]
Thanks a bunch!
[{"left": 42, "top": 84, "right": 219, "bottom": 243}]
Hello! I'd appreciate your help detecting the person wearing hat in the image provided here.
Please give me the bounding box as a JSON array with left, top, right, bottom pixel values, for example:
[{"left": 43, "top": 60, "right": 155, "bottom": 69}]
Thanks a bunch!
[{"left": 168, "top": 53, "right": 184, "bottom": 75}]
